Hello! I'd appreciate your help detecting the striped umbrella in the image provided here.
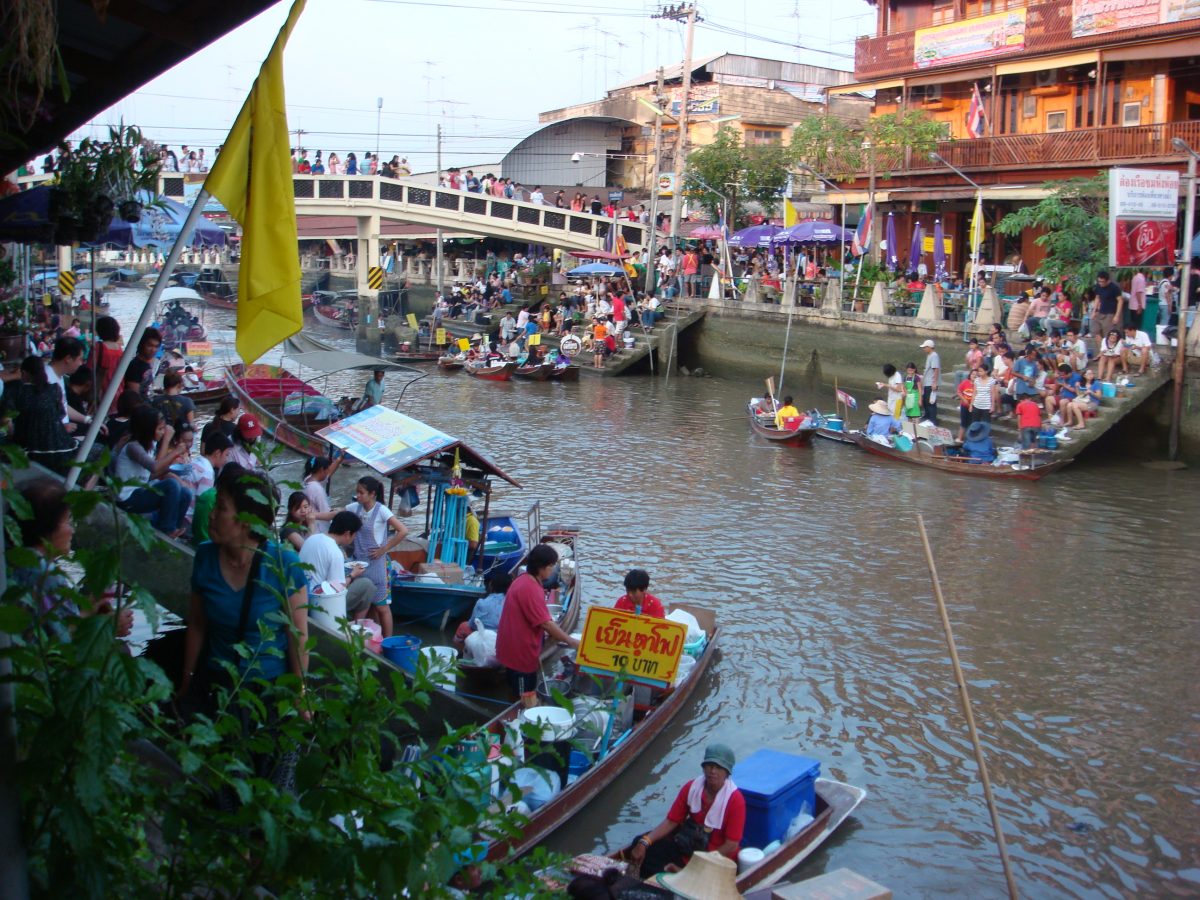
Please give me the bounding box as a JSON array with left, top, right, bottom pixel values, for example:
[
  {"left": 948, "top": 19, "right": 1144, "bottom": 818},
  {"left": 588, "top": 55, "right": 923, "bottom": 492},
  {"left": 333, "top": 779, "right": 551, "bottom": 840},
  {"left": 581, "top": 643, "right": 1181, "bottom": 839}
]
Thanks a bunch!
[
  {"left": 885, "top": 213, "right": 899, "bottom": 272},
  {"left": 908, "top": 221, "right": 924, "bottom": 275}
]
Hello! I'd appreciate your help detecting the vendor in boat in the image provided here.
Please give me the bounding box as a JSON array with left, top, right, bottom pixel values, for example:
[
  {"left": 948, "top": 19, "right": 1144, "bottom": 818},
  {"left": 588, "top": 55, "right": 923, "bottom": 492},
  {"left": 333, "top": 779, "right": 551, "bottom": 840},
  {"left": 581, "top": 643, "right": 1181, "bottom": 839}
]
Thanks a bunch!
[
  {"left": 345, "top": 476, "right": 408, "bottom": 639},
  {"left": 495, "top": 543, "right": 580, "bottom": 707},
  {"left": 773, "top": 395, "right": 800, "bottom": 429},
  {"left": 452, "top": 570, "right": 512, "bottom": 649},
  {"left": 614, "top": 569, "right": 665, "bottom": 618},
  {"left": 626, "top": 743, "right": 745, "bottom": 878},
  {"left": 949, "top": 420, "right": 997, "bottom": 463},
  {"left": 358, "top": 369, "right": 385, "bottom": 410},
  {"left": 864, "top": 399, "right": 900, "bottom": 439}
]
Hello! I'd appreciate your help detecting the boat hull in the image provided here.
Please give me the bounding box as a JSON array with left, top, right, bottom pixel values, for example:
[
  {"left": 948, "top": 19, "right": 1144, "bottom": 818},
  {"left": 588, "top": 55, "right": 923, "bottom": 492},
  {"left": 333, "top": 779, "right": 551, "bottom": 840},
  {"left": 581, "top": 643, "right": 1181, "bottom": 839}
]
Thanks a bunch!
[
  {"left": 486, "top": 618, "right": 721, "bottom": 862},
  {"left": 852, "top": 432, "right": 1071, "bottom": 480},
  {"left": 551, "top": 365, "right": 581, "bottom": 382},
  {"left": 312, "top": 305, "right": 354, "bottom": 330},
  {"left": 746, "top": 402, "right": 817, "bottom": 446},
  {"left": 437, "top": 358, "right": 465, "bottom": 372},
  {"left": 225, "top": 363, "right": 332, "bottom": 457},
  {"left": 513, "top": 364, "right": 555, "bottom": 381},
  {"left": 465, "top": 361, "right": 516, "bottom": 381}
]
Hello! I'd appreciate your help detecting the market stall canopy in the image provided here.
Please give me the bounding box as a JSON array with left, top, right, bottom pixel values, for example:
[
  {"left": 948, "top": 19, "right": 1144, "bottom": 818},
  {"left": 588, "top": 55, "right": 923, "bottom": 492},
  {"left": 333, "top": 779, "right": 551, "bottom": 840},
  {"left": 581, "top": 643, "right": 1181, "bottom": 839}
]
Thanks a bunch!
[
  {"left": 95, "top": 195, "right": 227, "bottom": 248},
  {"left": 317, "top": 405, "right": 520, "bottom": 485},
  {"left": 568, "top": 262, "right": 626, "bottom": 276},
  {"left": 770, "top": 220, "right": 854, "bottom": 244},
  {"left": 0, "top": 1, "right": 279, "bottom": 175},
  {"left": 726, "top": 223, "right": 782, "bottom": 248},
  {"left": 159, "top": 286, "right": 204, "bottom": 304},
  {"left": 0, "top": 186, "right": 57, "bottom": 243}
]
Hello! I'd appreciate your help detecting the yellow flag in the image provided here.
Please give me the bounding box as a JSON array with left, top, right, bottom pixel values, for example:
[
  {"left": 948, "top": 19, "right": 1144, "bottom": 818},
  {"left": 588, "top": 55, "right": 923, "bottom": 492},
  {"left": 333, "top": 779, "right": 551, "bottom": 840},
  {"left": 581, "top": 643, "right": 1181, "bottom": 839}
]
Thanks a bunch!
[
  {"left": 969, "top": 194, "right": 984, "bottom": 254},
  {"left": 204, "top": 0, "right": 307, "bottom": 364},
  {"left": 784, "top": 199, "right": 799, "bottom": 228}
]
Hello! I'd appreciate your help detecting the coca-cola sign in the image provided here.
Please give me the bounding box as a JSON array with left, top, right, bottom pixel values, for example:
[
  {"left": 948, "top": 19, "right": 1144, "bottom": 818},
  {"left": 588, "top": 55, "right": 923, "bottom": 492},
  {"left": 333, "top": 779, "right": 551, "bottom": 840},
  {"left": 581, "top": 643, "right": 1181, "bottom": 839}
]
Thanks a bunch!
[
  {"left": 1108, "top": 167, "right": 1181, "bottom": 266},
  {"left": 1112, "top": 218, "right": 1178, "bottom": 267}
]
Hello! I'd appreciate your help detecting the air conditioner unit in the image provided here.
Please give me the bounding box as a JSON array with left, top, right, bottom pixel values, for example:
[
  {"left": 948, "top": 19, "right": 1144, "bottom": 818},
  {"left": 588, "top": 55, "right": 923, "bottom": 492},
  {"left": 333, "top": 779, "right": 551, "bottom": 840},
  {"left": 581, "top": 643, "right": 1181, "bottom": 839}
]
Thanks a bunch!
[
  {"left": 1035, "top": 70, "right": 1058, "bottom": 89},
  {"left": 925, "top": 84, "right": 943, "bottom": 101}
]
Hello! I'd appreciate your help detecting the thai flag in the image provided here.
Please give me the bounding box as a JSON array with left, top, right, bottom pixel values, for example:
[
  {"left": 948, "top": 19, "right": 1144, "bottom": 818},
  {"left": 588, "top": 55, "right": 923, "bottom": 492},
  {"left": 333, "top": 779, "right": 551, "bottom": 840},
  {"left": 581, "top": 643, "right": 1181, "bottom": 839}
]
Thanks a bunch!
[
  {"left": 837, "top": 388, "right": 858, "bottom": 410},
  {"left": 852, "top": 203, "right": 873, "bottom": 257},
  {"left": 967, "top": 83, "right": 987, "bottom": 138}
]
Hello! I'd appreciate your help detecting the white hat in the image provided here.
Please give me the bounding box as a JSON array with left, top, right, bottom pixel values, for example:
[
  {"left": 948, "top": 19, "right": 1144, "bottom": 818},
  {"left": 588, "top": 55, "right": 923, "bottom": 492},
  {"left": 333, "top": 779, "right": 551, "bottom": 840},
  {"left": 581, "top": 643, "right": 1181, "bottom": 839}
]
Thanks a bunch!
[
  {"left": 868, "top": 399, "right": 891, "bottom": 416},
  {"left": 656, "top": 851, "right": 743, "bottom": 900},
  {"left": 919, "top": 339, "right": 936, "bottom": 348}
]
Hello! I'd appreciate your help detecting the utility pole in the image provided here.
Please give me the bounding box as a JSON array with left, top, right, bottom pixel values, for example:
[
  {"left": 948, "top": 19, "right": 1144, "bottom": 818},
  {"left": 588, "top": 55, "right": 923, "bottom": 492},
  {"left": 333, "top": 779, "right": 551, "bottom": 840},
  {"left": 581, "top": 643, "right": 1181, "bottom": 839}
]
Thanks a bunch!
[
  {"left": 436, "top": 123, "right": 444, "bottom": 300},
  {"left": 864, "top": 139, "right": 879, "bottom": 266},
  {"left": 1169, "top": 138, "right": 1197, "bottom": 460},
  {"left": 654, "top": 3, "right": 700, "bottom": 250},
  {"left": 644, "top": 67, "right": 665, "bottom": 295}
]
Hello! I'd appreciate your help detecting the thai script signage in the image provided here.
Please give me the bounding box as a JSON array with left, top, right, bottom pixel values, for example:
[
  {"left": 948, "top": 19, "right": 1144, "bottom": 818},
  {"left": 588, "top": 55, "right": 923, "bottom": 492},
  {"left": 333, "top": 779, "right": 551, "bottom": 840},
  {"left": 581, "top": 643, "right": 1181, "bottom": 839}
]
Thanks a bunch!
[
  {"left": 1108, "top": 168, "right": 1180, "bottom": 266},
  {"left": 913, "top": 10, "right": 1025, "bottom": 69},
  {"left": 576, "top": 607, "right": 687, "bottom": 688},
  {"left": 1073, "top": 0, "right": 1160, "bottom": 35}
]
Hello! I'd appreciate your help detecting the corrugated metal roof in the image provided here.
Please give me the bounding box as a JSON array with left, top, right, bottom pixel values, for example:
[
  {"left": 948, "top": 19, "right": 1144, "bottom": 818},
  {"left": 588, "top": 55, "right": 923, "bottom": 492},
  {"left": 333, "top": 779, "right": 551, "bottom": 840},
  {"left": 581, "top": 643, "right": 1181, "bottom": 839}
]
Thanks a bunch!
[
  {"left": 706, "top": 56, "right": 854, "bottom": 85},
  {"left": 612, "top": 53, "right": 727, "bottom": 91}
]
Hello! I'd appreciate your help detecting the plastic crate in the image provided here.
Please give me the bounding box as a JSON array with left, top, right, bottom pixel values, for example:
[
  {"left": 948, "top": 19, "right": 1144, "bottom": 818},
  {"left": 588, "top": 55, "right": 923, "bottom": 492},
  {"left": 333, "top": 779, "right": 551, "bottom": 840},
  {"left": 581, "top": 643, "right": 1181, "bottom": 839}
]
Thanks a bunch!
[{"left": 736, "top": 749, "right": 820, "bottom": 850}]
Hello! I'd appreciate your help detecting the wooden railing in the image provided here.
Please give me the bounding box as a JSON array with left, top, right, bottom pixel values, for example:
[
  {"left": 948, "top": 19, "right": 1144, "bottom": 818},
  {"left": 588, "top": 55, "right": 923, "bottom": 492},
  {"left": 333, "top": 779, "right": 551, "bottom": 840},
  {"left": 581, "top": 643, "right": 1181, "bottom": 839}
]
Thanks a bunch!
[
  {"left": 856, "top": 0, "right": 1198, "bottom": 79},
  {"left": 899, "top": 121, "right": 1200, "bottom": 173}
]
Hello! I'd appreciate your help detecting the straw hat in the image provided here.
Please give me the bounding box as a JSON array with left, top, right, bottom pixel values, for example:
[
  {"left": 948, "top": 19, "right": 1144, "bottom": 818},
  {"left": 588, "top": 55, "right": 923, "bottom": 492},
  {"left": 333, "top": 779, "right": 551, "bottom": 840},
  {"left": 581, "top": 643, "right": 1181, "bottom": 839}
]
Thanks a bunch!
[
  {"left": 868, "top": 399, "right": 891, "bottom": 416},
  {"left": 656, "top": 851, "right": 744, "bottom": 900}
]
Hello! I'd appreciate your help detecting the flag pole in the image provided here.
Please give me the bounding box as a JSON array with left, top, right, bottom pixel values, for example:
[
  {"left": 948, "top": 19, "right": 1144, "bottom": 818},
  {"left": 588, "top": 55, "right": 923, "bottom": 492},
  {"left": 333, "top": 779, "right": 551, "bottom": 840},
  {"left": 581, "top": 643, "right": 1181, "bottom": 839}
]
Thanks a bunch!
[{"left": 65, "top": 189, "right": 213, "bottom": 489}]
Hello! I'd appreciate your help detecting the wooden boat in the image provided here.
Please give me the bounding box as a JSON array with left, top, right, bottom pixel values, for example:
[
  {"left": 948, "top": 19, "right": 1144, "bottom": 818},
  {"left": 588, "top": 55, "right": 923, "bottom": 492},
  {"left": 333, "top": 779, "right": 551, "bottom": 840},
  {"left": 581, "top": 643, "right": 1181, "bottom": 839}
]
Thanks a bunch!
[
  {"left": 484, "top": 605, "right": 720, "bottom": 862},
  {"left": 201, "top": 289, "right": 237, "bottom": 310},
  {"left": 746, "top": 401, "right": 818, "bottom": 446},
  {"left": 312, "top": 303, "right": 355, "bottom": 330},
  {"left": 465, "top": 360, "right": 516, "bottom": 382},
  {"left": 391, "top": 347, "right": 444, "bottom": 364},
  {"left": 438, "top": 356, "right": 466, "bottom": 372},
  {"left": 575, "top": 778, "right": 865, "bottom": 895},
  {"left": 852, "top": 432, "right": 1072, "bottom": 480},
  {"left": 513, "top": 362, "right": 555, "bottom": 381},
  {"left": 550, "top": 365, "right": 581, "bottom": 382},
  {"left": 811, "top": 411, "right": 859, "bottom": 445},
  {"left": 225, "top": 363, "right": 336, "bottom": 457},
  {"left": 156, "top": 287, "right": 208, "bottom": 351}
]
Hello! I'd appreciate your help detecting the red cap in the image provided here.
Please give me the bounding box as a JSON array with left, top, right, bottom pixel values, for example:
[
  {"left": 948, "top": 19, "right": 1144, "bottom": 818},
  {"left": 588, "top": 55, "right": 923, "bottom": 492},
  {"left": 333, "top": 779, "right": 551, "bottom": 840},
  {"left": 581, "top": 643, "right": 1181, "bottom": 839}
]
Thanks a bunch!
[{"left": 236, "top": 414, "right": 262, "bottom": 440}]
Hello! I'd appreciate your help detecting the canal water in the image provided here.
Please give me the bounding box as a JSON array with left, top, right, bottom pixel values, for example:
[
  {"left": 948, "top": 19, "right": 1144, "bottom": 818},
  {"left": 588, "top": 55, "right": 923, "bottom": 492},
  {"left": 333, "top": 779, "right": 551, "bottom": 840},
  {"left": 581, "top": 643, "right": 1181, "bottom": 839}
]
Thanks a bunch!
[{"left": 101, "top": 287, "right": 1199, "bottom": 897}]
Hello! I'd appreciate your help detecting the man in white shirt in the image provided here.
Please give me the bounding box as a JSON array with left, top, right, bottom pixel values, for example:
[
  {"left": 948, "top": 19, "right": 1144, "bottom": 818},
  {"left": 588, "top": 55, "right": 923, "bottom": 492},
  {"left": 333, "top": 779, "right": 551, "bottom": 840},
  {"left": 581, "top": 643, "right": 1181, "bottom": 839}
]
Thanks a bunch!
[
  {"left": 499, "top": 311, "right": 517, "bottom": 343},
  {"left": 1120, "top": 323, "right": 1155, "bottom": 375},
  {"left": 1062, "top": 329, "right": 1089, "bottom": 372},
  {"left": 44, "top": 337, "right": 89, "bottom": 430},
  {"left": 530, "top": 186, "right": 545, "bottom": 205},
  {"left": 299, "top": 511, "right": 375, "bottom": 620}
]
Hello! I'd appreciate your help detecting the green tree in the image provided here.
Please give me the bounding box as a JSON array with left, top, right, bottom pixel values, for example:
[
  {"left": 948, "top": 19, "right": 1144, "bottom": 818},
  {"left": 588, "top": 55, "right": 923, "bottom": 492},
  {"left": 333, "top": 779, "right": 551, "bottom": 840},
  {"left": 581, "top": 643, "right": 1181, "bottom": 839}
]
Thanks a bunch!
[
  {"left": 684, "top": 126, "right": 789, "bottom": 226},
  {"left": 789, "top": 110, "right": 947, "bottom": 180},
  {"left": 994, "top": 174, "right": 1108, "bottom": 293}
]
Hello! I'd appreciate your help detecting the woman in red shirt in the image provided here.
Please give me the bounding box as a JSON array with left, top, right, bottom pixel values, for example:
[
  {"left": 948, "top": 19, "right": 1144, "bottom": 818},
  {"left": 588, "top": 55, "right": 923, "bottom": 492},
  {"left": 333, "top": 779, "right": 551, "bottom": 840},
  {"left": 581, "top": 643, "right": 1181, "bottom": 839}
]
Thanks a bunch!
[{"left": 627, "top": 743, "right": 746, "bottom": 877}]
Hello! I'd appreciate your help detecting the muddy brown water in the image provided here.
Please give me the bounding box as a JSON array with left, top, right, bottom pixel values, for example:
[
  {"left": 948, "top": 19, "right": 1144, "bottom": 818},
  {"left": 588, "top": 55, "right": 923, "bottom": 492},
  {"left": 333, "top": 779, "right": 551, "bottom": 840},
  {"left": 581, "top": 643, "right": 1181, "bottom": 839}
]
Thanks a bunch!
[{"left": 102, "top": 287, "right": 1199, "bottom": 897}]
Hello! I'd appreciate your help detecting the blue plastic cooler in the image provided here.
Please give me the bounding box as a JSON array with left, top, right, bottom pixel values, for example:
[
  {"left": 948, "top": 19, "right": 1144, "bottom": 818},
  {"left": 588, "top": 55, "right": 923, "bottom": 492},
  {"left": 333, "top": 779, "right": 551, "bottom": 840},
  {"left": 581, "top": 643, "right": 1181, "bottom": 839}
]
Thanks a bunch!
[{"left": 735, "top": 749, "right": 821, "bottom": 849}]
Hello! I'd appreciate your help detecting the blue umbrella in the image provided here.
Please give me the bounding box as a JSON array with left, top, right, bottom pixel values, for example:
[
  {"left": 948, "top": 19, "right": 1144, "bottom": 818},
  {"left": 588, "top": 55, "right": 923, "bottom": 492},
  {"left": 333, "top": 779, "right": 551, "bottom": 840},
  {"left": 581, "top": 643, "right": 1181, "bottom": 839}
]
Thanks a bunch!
[
  {"left": 95, "top": 193, "right": 226, "bottom": 248},
  {"left": 908, "top": 222, "right": 924, "bottom": 275},
  {"left": 727, "top": 223, "right": 782, "bottom": 248},
  {"left": 885, "top": 213, "right": 899, "bottom": 272},
  {"left": 933, "top": 219, "right": 947, "bottom": 279},
  {"left": 769, "top": 220, "right": 854, "bottom": 244},
  {"left": 569, "top": 262, "right": 625, "bottom": 275}
]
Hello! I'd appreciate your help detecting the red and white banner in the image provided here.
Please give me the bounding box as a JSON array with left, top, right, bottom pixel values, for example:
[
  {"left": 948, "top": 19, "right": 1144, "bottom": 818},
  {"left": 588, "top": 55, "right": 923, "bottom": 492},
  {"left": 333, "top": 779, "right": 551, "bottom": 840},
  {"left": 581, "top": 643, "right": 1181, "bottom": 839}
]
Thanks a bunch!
[{"left": 1108, "top": 168, "right": 1180, "bottom": 267}]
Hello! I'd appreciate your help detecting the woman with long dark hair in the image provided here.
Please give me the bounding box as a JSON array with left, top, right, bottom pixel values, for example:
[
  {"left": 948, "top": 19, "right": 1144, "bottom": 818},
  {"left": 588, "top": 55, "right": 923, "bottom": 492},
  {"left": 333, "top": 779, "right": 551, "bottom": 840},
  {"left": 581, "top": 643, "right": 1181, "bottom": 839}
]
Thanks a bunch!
[
  {"left": 301, "top": 454, "right": 343, "bottom": 534},
  {"left": 113, "top": 405, "right": 192, "bottom": 537}
]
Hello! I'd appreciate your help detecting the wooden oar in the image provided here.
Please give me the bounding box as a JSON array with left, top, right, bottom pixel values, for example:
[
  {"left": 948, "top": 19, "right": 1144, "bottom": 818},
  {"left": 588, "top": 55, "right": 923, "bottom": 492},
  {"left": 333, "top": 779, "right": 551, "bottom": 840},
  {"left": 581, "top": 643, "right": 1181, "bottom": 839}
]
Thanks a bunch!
[{"left": 917, "top": 515, "right": 1019, "bottom": 900}]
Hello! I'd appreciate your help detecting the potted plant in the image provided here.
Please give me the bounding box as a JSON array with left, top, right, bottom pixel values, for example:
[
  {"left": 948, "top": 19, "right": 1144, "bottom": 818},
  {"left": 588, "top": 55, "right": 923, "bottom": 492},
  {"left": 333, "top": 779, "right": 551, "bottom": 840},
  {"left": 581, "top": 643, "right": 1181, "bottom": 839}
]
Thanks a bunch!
[
  {"left": 0, "top": 256, "right": 30, "bottom": 363},
  {"left": 50, "top": 123, "right": 161, "bottom": 243}
]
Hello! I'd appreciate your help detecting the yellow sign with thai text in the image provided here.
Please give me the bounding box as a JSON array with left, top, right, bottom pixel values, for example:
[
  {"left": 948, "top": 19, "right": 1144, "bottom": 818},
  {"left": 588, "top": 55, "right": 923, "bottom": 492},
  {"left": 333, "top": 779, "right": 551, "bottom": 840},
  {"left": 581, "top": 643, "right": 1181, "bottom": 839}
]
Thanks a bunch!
[
  {"left": 185, "top": 341, "right": 213, "bottom": 356},
  {"left": 576, "top": 606, "right": 687, "bottom": 687},
  {"left": 406, "top": 313, "right": 419, "bottom": 329},
  {"left": 457, "top": 337, "right": 470, "bottom": 351},
  {"left": 435, "top": 328, "right": 447, "bottom": 345}
]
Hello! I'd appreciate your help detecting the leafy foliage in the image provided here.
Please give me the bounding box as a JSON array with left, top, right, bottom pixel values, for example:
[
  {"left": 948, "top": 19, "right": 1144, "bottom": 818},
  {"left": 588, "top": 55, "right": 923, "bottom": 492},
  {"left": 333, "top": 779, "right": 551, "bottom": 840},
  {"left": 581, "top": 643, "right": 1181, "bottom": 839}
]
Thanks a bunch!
[
  {"left": 684, "top": 126, "right": 789, "bottom": 226},
  {"left": 1, "top": 459, "right": 558, "bottom": 898},
  {"left": 789, "top": 110, "right": 947, "bottom": 180},
  {"left": 995, "top": 175, "right": 1108, "bottom": 293}
]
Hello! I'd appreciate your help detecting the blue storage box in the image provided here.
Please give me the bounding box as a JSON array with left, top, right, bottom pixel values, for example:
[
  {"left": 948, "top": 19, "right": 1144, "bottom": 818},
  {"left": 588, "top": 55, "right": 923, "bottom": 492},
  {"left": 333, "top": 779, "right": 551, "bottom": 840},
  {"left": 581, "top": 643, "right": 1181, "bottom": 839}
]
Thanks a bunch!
[{"left": 735, "top": 749, "right": 820, "bottom": 850}]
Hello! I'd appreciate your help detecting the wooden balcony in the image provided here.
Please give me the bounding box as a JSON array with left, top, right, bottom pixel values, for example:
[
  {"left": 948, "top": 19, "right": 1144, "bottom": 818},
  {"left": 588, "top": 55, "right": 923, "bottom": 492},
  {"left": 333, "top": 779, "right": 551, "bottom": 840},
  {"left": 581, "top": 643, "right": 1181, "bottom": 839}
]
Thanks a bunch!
[
  {"left": 902, "top": 120, "right": 1200, "bottom": 173},
  {"left": 856, "top": 0, "right": 1199, "bottom": 80}
]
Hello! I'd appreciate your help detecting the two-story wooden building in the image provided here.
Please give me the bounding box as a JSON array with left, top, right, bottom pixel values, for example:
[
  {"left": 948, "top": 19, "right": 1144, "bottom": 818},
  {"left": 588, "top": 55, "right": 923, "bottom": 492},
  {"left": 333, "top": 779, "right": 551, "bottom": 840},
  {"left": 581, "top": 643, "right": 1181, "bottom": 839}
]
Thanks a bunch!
[{"left": 826, "top": 0, "right": 1199, "bottom": 275}]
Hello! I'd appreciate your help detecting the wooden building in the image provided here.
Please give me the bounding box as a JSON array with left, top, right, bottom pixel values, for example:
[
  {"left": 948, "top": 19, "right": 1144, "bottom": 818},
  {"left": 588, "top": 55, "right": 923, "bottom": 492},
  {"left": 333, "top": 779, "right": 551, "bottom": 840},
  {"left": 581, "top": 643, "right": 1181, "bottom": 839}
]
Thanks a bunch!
[{"left": 826, "top": 0, "right": 1200, "bottom": 275}]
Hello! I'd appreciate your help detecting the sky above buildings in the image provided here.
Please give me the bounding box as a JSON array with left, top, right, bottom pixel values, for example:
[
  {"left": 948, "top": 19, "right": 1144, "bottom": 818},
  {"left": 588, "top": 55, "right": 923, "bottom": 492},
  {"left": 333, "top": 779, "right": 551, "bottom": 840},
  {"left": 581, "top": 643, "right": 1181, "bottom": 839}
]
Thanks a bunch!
[{"left": 73, "top": 0, "right": 873, "bottom": 171}]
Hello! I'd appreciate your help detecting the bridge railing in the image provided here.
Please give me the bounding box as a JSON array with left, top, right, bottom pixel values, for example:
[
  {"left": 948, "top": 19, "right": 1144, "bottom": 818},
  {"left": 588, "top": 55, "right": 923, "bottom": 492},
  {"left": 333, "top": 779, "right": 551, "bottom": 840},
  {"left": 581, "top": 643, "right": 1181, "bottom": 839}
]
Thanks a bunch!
[{"left": 290, "top": 175, "right": 648, "bottom": 249}]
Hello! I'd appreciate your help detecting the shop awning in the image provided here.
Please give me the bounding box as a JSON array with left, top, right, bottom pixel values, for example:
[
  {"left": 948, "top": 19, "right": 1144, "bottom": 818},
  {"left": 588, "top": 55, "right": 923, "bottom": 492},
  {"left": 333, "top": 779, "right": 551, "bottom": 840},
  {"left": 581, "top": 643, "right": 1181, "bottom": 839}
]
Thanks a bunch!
[
  {"left": 827, "top": 78, "right": 903, "bottom": 96},
  {"left": 1103, "top": 35, "right": 1200, "bottom": 62},
  {"left": 995, "top": 52, "right": 1096, "bottom": 77}
]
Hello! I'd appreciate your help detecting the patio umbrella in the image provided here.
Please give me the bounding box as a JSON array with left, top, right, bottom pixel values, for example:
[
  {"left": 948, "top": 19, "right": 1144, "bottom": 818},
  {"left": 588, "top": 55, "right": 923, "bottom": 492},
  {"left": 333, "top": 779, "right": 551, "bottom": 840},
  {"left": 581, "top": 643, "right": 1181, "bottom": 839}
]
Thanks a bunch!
[
  {"left": 687, "top": 225, "right": 724, "bottom": 240},
  {"left": 727, "top": 223, "right": 782, "bottom": 248},
  {"left": 568, "top": 262, "right": 625, "bottom": 276},
  {"left": 885, "top": 213, "right": 899, "bottom": 272},
  {"left": 908, "top": 222, "right": 924, "bottom": 275},
  {"left": 933, "top": 219, "right": 947, "bottom": 279},
  {"left": 769, "top": 220, "right": 854, "bottom": 244}
]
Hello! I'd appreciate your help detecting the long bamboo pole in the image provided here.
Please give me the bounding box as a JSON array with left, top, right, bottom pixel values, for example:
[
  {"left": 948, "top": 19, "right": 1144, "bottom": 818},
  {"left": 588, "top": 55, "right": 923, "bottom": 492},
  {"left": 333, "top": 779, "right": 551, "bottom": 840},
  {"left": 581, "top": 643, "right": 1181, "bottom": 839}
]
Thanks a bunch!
[
  {"left": 65, "top": 189, "right": 214, "bottom": 489},
  {"left": 917, "top": 514, "right": 1019, "bottom": 900}
]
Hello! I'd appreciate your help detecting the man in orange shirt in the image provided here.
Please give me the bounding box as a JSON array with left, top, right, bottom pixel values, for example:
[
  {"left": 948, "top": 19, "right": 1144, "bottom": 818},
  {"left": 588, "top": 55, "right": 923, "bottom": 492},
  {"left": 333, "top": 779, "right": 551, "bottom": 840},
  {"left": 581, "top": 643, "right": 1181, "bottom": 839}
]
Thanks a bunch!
[{"left": 592, "top": 316, "right": 609, "bottom": 369}]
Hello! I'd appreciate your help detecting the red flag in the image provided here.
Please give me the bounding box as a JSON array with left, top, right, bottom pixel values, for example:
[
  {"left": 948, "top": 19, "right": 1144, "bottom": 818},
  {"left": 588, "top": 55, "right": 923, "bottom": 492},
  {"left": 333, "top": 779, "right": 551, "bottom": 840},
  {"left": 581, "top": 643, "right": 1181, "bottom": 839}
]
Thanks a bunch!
[{"left": 967, "top": 83, "right": 987, "bottom": 138}]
